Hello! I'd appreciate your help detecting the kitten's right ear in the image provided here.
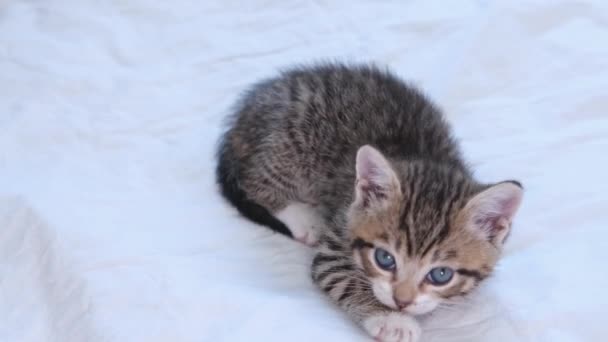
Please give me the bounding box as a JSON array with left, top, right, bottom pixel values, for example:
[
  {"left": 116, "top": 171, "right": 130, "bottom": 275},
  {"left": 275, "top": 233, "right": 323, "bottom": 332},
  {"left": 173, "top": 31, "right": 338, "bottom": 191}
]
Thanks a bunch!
[
  {"left": 354, "top": 145, "right": 400, "bottom": 209},
  {"left": 461, "top": 181, "right": 523, "bottom": 247}
]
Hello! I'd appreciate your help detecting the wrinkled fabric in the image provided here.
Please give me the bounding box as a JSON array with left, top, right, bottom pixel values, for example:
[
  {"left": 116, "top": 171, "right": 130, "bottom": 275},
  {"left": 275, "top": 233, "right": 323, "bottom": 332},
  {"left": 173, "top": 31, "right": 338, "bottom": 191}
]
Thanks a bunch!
[{"left": 1, "top": 1, "right": 606, "bottom": 341}]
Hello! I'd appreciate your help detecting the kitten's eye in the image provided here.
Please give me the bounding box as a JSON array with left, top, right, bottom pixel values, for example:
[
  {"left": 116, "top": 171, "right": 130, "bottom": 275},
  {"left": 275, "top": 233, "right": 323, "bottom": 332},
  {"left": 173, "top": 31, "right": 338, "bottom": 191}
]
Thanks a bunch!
[
  {"left": 374, "top": 248, "right": 396, "bottom": 271},
  {"left": 427, "top": 267, "right": 454, "bottom": 285}
]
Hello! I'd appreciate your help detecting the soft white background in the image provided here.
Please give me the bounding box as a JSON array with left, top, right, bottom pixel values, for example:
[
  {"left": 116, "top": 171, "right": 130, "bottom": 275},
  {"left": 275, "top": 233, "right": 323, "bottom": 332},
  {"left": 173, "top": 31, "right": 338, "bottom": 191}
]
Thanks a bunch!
[{"left": 1, "top": 0, "right": 607, "bottom": 341}]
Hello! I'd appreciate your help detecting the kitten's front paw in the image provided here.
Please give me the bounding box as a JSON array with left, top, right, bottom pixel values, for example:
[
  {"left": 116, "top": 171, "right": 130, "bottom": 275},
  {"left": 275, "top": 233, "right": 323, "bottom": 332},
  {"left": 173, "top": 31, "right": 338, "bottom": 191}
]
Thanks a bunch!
[{"left": 362, "top": 312, "right": 421, "bottom": 342}]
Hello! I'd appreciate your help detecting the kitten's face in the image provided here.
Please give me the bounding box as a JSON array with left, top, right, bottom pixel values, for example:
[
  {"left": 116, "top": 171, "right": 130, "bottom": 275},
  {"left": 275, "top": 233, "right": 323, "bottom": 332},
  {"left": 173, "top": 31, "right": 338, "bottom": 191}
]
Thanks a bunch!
[
  {"left": 348, "top": 146, "right": 523, "bottom": 315},
  {"left": 350, "top": 213, "right": 499, "bottom": 315}
]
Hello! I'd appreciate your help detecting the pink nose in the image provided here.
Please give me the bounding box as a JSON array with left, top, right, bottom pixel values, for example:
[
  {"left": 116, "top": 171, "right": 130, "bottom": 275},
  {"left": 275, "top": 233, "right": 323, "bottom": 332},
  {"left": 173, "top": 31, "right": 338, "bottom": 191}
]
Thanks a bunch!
[{"left": 394, "top": 298, "right": 412, "bottom": 310}]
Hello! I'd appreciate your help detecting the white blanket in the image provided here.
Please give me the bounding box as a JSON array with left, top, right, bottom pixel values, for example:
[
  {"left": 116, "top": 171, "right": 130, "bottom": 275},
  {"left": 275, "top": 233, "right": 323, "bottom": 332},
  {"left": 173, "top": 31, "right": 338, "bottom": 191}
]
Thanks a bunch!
[{"left": 1, "top": 1, "right": 606, "bottom": 341}]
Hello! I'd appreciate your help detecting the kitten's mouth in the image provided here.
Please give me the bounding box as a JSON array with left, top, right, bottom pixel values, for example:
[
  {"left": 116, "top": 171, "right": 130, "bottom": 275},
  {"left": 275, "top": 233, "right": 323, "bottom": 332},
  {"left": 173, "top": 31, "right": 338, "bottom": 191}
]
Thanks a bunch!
[
  {"left": 401, "top": 301, "right": 437, "bottom": 316},
  {"left": 398, "top": 303, "right": 416, "bottom": 314}
]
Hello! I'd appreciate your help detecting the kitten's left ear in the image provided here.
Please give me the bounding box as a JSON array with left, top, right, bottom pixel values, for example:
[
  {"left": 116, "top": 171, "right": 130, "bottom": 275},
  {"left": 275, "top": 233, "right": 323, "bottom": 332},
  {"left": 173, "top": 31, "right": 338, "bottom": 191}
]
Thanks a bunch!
[
  {"left": 353, "top": 145, "right": 401, "bottom": 210},
  {"left": 461, "top": 181, "right": 523, "bottom": 247}
]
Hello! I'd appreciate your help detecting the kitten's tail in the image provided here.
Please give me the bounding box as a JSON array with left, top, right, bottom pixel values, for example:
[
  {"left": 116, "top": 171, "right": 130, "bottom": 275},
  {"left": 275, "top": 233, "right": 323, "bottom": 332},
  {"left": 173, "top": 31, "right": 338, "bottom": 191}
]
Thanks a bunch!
[{"left": 216, "top": 139, "right": 294, "bottom": 239}]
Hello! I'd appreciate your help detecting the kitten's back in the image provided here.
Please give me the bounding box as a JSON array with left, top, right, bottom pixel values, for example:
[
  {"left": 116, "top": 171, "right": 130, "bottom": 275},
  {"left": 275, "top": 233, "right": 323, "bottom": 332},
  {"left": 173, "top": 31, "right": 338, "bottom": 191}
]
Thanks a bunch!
[{"left": 217, "top": 63, "right": 469, "bottom": 236}]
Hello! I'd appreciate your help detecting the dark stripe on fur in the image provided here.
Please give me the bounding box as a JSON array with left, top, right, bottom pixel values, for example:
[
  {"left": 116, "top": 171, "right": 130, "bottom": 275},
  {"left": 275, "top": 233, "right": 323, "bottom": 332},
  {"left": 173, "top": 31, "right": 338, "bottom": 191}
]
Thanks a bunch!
[
  {"left": 322, "top": 235, "right": 344, "bottom": 252},
  {"left": 421, "top": 222, "right": 450, "bottom": 258},
  {"left": 316, "top": 264, "right": 354, "bottom": 282},
  {"left": 457, "top": 268, "right": 485, "bottom": 281},
  {"left": 312, "top": 254, "right": 343, "bottom": 268},
  {"left": 216, "top": 140, "right": 294, "bottom": 239},
  {"left": 338, "top": 279, "right": 356, "bottom": 302},
  {"left": 420, "top": 176, "right": 465, "bottom": 257},
  {"left": 398, "top": 203, "right": 414, "bottom": 256},
  {"left": 323, "top": 276, "right": 346, "bottom": 293},
  {"left": 351, "top": 238, "right": 374, "bottom": 250}
]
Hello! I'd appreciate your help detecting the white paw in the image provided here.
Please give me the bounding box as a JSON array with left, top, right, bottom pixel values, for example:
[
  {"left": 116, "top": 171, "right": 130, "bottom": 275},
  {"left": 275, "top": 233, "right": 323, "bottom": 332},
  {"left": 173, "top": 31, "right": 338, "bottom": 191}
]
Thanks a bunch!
[
  {"left": 362, "top": 312, "right": 421, "bottom": 342},
  {"left": 275, "top": 202, "right": 322, "bottom": 247}
]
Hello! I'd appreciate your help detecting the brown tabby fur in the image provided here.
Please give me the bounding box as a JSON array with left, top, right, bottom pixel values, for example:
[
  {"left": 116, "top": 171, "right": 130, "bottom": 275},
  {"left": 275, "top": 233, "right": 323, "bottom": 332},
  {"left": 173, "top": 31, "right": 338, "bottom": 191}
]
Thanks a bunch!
[{"left": 216, "top": 63, "right": 523, "bottom": 339}]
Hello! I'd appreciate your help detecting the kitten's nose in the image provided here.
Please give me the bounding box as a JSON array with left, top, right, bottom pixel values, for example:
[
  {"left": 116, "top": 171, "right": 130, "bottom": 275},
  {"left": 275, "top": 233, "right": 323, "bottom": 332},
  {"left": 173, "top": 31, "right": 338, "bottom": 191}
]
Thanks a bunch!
[{"left": 394, "top": 297, "right": 412, "bottom": 310}]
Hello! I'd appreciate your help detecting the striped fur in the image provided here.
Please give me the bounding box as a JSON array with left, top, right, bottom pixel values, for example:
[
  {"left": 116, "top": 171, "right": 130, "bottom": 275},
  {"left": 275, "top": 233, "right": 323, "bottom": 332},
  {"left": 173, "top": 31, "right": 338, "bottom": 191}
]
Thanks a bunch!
[{"left": 216, "top": 63, "right": 523, "bottom": 341}]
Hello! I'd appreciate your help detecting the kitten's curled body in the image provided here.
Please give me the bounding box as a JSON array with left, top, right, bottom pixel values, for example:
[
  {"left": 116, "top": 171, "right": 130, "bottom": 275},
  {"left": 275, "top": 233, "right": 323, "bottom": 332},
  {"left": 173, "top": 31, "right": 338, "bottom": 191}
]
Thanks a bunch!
[{"left": 217, "top": 63, "right": 523, "bottom": 342}]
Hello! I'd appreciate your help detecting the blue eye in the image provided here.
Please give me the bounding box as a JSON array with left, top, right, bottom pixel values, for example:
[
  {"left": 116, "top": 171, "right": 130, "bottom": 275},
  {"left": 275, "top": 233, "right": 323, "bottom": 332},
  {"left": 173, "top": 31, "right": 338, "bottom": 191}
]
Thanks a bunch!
[
  {"left": 374, "top": 248, "right": 396, "bottom": 271},
  {"left": 427, "top": 267, "right": 454, "bottom": 285}
]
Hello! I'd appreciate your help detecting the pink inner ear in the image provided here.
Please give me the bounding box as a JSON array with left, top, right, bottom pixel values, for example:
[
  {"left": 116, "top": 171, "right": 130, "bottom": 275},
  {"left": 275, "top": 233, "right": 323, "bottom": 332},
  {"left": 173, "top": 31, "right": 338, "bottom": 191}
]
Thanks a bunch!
[
  {"left": 356, "top": 146, "right": 386, "bottom": 182},
  {"left": 467, "top": 182, "right": 523, "bottom": 241},
  {"left": 357, "top": 155, "right": 375, "bottom": 180},
  {"left": 356, "top": 163, "right": 388, "bottom": 208},
  {"left": 474, "top": 215, "right": 504, "bottom": 240},
  {"left": 495, "top": 186, "right": 522, "bottom": 221},
  {"left": 354, "top": 145, "right": 397, "bottom": 208},
  {"left": 357, "top": 178, "right": 388, "bottom": 208}
]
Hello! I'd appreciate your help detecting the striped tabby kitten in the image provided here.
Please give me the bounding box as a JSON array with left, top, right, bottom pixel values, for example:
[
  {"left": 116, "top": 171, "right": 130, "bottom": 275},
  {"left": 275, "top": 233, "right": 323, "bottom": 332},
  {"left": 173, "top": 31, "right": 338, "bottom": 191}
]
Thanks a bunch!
[{"left": 216, "top": 63, "right": 523, "bottom": 342}]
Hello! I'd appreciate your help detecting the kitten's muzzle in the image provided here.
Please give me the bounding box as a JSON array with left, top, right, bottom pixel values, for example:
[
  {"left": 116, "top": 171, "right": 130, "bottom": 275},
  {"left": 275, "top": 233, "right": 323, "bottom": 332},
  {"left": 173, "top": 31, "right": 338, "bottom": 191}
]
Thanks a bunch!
[{"left": 393, "top": 297, "right": 412, "bottom": 310}]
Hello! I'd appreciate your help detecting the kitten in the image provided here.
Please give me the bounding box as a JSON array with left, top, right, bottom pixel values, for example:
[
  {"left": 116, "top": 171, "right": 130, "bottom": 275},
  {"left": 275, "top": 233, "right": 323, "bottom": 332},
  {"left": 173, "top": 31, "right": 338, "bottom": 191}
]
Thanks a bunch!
[{"left": 216, "top": 63, "right": 523, "bottom": 342}]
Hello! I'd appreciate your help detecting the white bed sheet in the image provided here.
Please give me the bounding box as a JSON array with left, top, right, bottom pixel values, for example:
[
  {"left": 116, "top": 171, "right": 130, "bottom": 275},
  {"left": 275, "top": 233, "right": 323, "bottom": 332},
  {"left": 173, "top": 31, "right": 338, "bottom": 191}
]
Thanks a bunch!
[{"left": 1, "top": 1, "right": 607, "bottom": 341}]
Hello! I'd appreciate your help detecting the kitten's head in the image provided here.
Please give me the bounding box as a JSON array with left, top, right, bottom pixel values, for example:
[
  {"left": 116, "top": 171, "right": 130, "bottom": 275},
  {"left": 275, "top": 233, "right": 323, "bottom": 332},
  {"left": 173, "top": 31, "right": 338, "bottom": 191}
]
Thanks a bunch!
[{"left": 347, "top": 145, "right": 523, "bottom": 316}]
